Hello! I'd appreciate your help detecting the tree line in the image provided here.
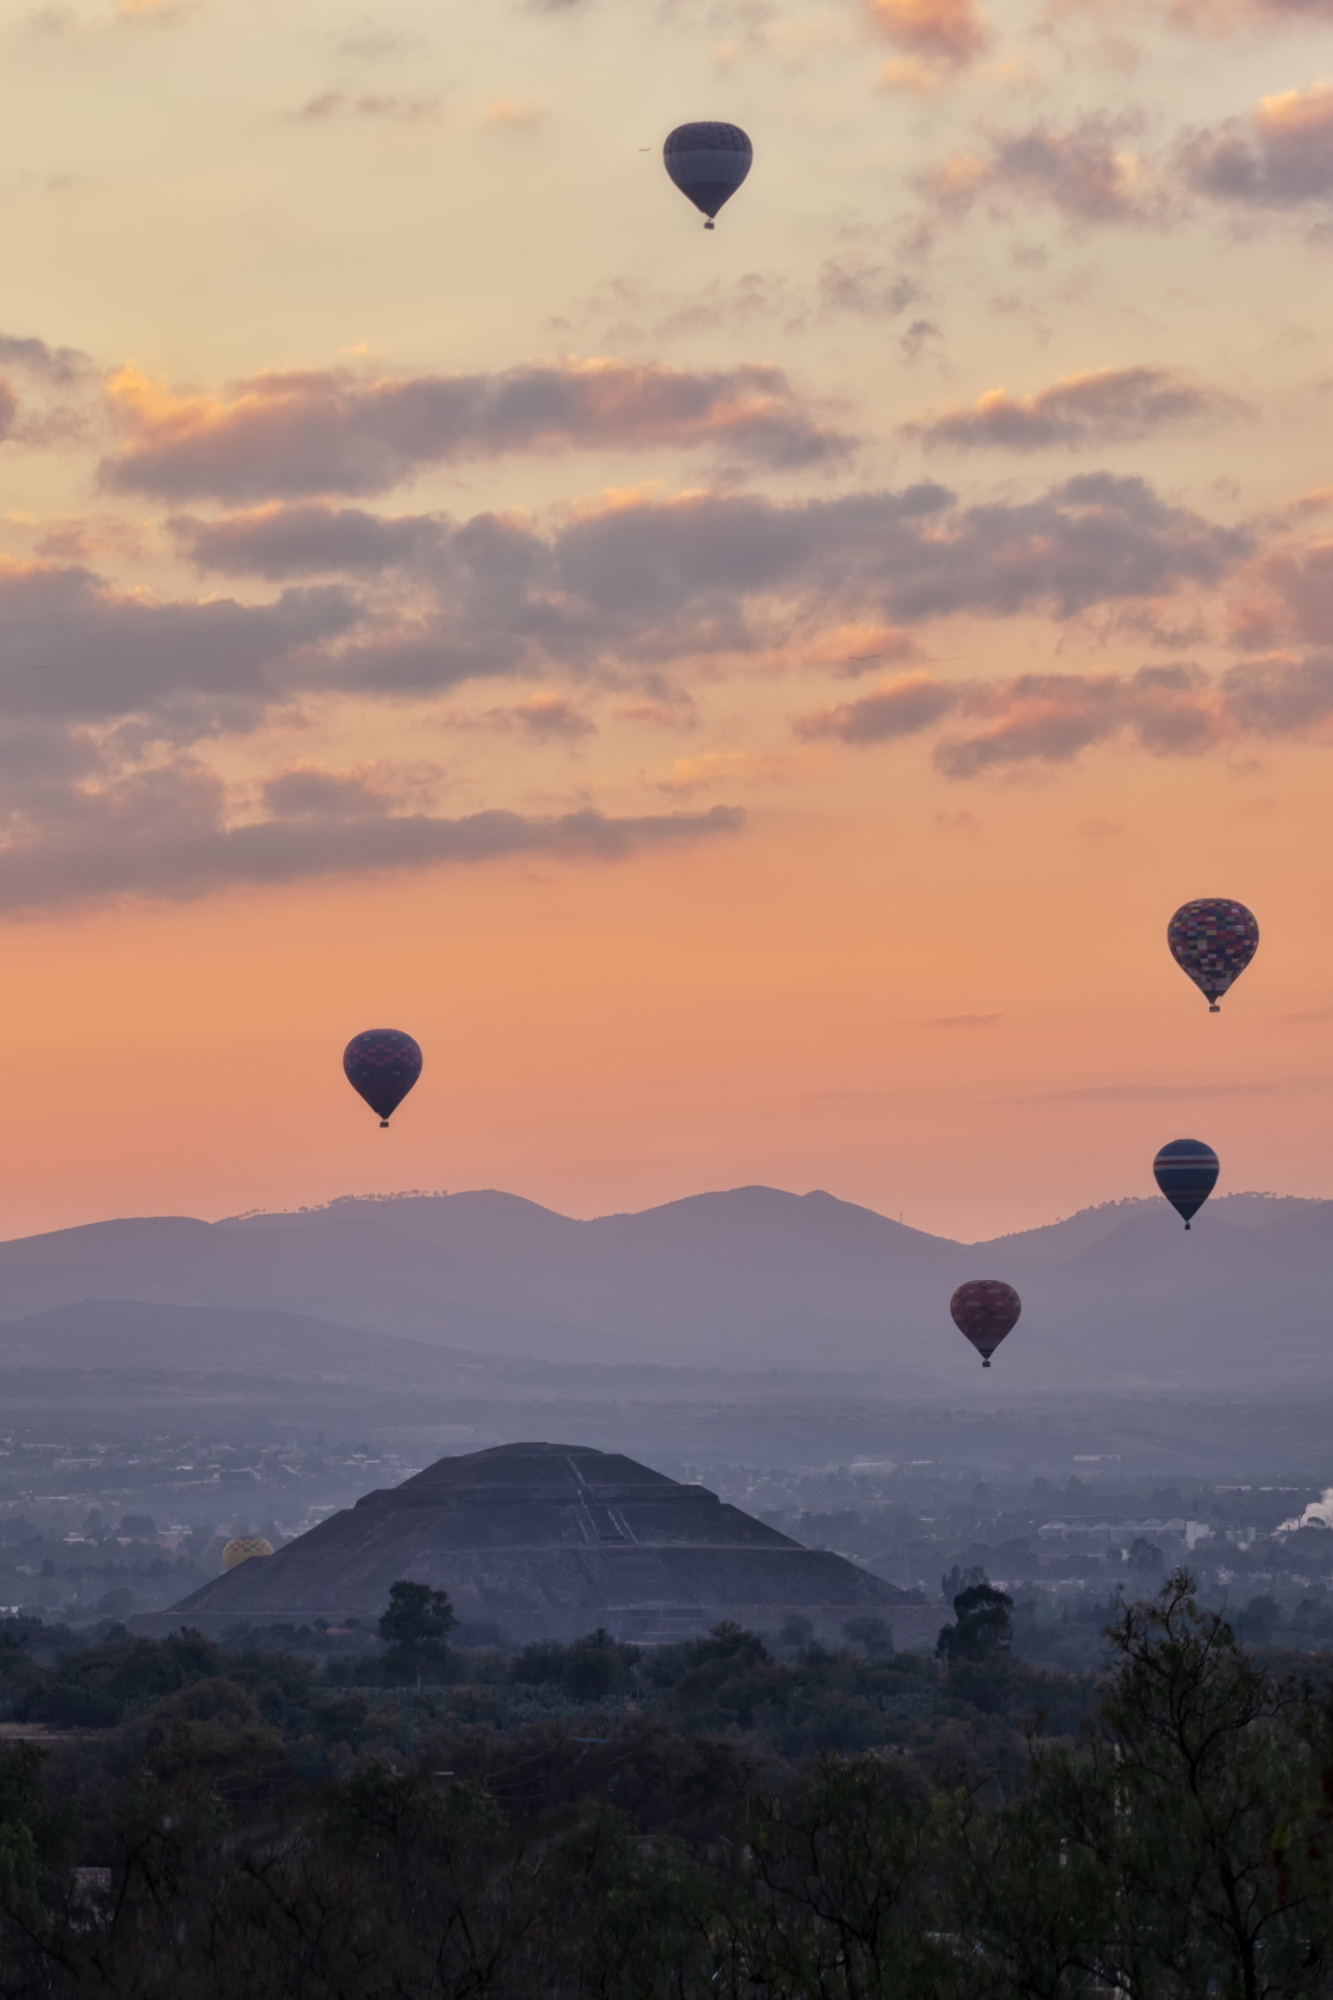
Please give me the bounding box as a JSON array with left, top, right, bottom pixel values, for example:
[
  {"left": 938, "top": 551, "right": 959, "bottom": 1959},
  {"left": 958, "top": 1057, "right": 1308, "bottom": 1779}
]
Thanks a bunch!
[{"left": 0, "top": 1572, "right": 1327, "bottom": 1994}]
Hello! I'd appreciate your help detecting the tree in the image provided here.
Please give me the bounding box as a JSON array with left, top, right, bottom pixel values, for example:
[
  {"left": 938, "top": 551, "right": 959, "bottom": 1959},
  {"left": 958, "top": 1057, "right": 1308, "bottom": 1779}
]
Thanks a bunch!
[
  {"left": 377, "top": 1579, "right": 455, "bottom": 1683},
  {"left": 843, "top": 1614, "right": 894, "bottom": 1658},
  {"left": 964, "top": 1570, "right": 1332, "bottom": 2000},
  {"left": 1232, "top": 1593, "right": 1281, "bottom": 1645},
  {"left": 729, "top": 1752, "right": 950, "bottom": 1999},
  {"left": 936, "top": 1584, "right": 1013, "bottom": 1666},
  {"left": 941, "top": 1563, "right": 988, "bottom": 1604}
]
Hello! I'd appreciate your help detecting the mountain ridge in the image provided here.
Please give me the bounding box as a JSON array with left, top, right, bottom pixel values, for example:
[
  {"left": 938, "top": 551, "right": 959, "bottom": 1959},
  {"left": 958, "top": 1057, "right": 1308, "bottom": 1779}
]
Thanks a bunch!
[{"left": 0, "top": 1184, "right": 1320, "bottom": 1391}]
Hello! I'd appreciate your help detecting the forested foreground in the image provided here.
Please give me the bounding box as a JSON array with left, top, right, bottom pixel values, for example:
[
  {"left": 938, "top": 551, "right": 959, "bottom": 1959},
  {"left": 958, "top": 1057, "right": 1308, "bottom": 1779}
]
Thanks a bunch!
[{"left": 0, "top": 1574, "right": 1332, "bottom": 1994}]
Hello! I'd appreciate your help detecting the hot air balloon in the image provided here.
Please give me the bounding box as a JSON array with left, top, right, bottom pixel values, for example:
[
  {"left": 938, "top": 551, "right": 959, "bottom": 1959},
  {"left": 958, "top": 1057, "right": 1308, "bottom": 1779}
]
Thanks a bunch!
[
  {"left": 663, "top": 122, "right": 752, "bottom": 229},
  {"left": 950, "top": 1280, "right": 1021, "bottom": 1368},
  {"left": 1167, "top": 899, "right": 1259, "bottom": 1013},
  {"left": 1153, "top": 1138, "right": 1219, "bottom": 1231},
  {"left": 344, "top": 1029, "right": 422, "bottom": 1128},
  {"left": 223, "top": 1536, "right": 273, "bottom": 1571}
]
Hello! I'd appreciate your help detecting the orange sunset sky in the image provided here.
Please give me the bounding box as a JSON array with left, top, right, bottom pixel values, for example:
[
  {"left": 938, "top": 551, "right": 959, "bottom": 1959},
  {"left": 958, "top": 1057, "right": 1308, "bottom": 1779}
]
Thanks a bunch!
[{"left": 0, "top": 0, "right": 1332, "bottom": 1241}]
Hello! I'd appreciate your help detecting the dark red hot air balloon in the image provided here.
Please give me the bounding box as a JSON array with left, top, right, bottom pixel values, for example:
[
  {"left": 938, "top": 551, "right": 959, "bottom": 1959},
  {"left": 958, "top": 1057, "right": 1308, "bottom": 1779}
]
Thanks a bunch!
[
  {"left": 343, "top": 1029, "right": 422, "bottom": 1128},
  {"left": 950, "top": 1280, "right": 1021, "bottom": 1368}
]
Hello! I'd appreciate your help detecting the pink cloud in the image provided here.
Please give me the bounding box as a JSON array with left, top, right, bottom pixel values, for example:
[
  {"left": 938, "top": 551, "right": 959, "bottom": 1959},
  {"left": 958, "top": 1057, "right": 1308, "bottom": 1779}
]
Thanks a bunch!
[{"left": 904, "top": 366, "right": 1244, "bottom": 452}]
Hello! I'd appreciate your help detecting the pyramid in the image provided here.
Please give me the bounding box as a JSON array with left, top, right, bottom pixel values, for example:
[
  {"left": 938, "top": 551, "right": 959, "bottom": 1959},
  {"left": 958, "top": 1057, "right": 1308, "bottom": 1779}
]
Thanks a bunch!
[{"left": 158, "top": 1441, "right": 908, "bottom": 1643}]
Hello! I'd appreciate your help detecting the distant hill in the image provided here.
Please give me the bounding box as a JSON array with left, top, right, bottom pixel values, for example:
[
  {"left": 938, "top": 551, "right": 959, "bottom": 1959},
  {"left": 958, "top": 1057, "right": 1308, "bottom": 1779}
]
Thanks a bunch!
[
  {"left": 0, "top": 1299, "right": 452, "bottom": 1385},
  {"left": 0, "top": 1185, "right": 1324, "bottom": 1392}
]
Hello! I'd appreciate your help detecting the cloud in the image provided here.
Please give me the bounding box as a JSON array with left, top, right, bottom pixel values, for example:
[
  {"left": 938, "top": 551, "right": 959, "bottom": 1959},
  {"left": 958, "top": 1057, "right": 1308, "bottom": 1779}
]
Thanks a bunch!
[
  {"left": 794, "top": 647, "right": 1333, "bottom": 777},
  {"left": 174, "top": 504, "right": 441, "bottom": 576},
  {"left": 0, "top": 773, "right": 745, "bottom": 915},
  {"left": 933, "top": 663, "right": 1225, "bottom": 774},
  {"left": 657, "top": 749, "right": 823, "bottom": 794},
  {"left": 155, "top": 474, "right": 1245, "bottom": 712},
  {"left": 617, "top": 698, "right": 698, "bottom": 730},
  {"left": 818, "top": 258, "right": 921, "bottom": 319},
  {"left": 546, "top": 473, "right": 1242, "bottom": 641},
  {"left": 0, "top": 560, "right": 359, "bottom": 737},
  {"left": 0, "top": 401, "right": 1324, "bottom": 904},
  {"left": 865, "top": 0, "right": 987, "bottom": 64},
  {"left": 1219, "top": 649, "right": 1333, "bottom": 731},
  {"left": 928, "top": 119, "right": 1161, "bottom": 224},
  {"left": 1164, "top": 0, "right": 1333, "bottom": 30},
  {"left": 880, "top": 57, "right": 948, "bottom": 94},
  {"left": 101, "top": 359, "right": 855, "bottom": 502},
  {"left": 902, "top": 319, "right": 944, "bottom": 361},
  {"left": 1228, "top": 541, "right": 1333, "bottom": 647},
  {"left": 0, "top": 332, "right": 90, "bottom": 384},
  {"left": 299, "top": 93, "right": 441, "bottom": 122},
  {"left": 796, "top": 673, "right": 960, "bottom": 742},
  {"left": 0, "top": 466, "right": 1249, "bottom": 771},
  {"left": 337, "top": 24, "right": 429, "bottom": 60},
  {"left": 1032, "top": 1077, "right": 1329, "bottom": 1101},
  {"left": 258, "top": 763, "right": 440, "bottom": 818},
  {"left": 474, "top": 694, "right": 597, "bottom": 739},
  {"left": 1182, "top": 83, "right": 1333, "bottom": 204},
  {"left": 802, "top": 623, "right": 927, "bottom": 675},
  {"left": 0, "top": 471, "right": 1257, "bottom": 820},
  {"left": 904, "top": 366, "right": 1244, "bottom": 453},
  {"left": 482, "top": 99, "right": 546, "bottom": 132}
]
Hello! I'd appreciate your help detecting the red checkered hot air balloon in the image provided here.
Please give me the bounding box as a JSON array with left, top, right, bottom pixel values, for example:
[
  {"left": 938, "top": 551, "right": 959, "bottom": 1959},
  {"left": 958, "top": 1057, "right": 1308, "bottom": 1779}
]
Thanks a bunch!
[
  {"left": 343, "top": 1029, "right": 422, "bottom": 1128},
  {"left": 1167, "top": 899, "right": 1259, "bottom": 1013},
  {"left": 950, "top": 1280, "right": 1021, "bottom": 1369}
]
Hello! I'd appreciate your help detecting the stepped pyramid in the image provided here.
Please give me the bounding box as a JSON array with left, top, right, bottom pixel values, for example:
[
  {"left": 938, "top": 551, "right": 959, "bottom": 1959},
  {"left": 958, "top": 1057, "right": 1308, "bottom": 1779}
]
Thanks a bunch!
[{"left": 159, "top": 1441, "right": 909, "bottom": 1644}]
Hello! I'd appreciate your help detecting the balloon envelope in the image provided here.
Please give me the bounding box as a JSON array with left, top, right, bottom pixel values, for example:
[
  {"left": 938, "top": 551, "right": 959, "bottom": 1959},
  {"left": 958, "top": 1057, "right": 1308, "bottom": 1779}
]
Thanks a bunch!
[
  {"left": 1167, "top": 899, "right": 1259, "bottom": 1012},
  {"left": 344, "top": 1028, "right": 423, "bottom": 1126},
  {"left": 1153, "top": 1137, "right": 1219, "bottom": 1230},
  {"left": 664, "top": 122, "right": 752, "bottom": 223},
  {"left": 223, "top": 1536, "right": 273, "bottom": 1571},
  {"left": 950, "top": 1280, "right": 1021, "bottom": 1368}
]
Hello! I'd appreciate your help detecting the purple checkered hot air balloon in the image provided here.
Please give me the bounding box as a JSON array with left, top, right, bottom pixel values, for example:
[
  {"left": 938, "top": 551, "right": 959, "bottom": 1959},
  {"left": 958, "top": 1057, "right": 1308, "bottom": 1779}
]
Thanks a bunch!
[
  {"left": 1167, "top": 899, "right": 1259, "bottom": 1013},
  {"left": 663, "top": 122, "right": 752, "bottom": 229},
  {"left": 950, "top": 1281, "right": 1021, "bottom": 1369},
  {"left": 343, "top": 1029, "right": 422, "bottom": 1128}
]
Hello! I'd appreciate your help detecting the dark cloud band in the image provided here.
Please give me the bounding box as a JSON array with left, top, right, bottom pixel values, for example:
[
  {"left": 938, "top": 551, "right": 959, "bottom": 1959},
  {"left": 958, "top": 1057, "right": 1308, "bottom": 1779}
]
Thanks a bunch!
[
  {"left": 103, "top": 359, "right": 854, "bottom": 502},
  {"left": 0, "top": 778, "right": 744, "bottom": 915}
]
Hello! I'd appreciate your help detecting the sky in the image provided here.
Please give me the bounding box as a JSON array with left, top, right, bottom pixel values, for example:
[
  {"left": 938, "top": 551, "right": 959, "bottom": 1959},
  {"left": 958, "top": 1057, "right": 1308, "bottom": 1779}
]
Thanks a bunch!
[{"left": 2, "top": 0, "right": 1333, "bottom": 1241}]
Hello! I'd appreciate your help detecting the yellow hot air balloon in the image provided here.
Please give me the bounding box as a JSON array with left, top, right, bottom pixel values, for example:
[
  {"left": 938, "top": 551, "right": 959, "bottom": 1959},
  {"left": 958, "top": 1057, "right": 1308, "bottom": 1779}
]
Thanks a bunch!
[{"left": 222, "top": 1535, "right": 274, "bottom": 1571}]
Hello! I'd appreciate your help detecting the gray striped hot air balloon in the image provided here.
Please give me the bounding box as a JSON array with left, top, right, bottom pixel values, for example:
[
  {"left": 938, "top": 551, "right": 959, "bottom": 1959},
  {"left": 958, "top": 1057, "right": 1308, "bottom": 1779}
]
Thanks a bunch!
[{"left": 664, "top": 122, "right": 753, "bottom": 229}]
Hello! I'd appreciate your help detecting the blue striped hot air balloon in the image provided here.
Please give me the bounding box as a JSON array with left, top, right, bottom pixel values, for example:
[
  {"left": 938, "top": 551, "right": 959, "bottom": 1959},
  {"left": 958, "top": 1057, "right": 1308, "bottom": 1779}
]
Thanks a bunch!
[
  {"left": 664, "top": 122, "right": 753, "bottom": 229},
  {"left": 1153, "top": 1138, "right": 1219, "bottom": 1231}
]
